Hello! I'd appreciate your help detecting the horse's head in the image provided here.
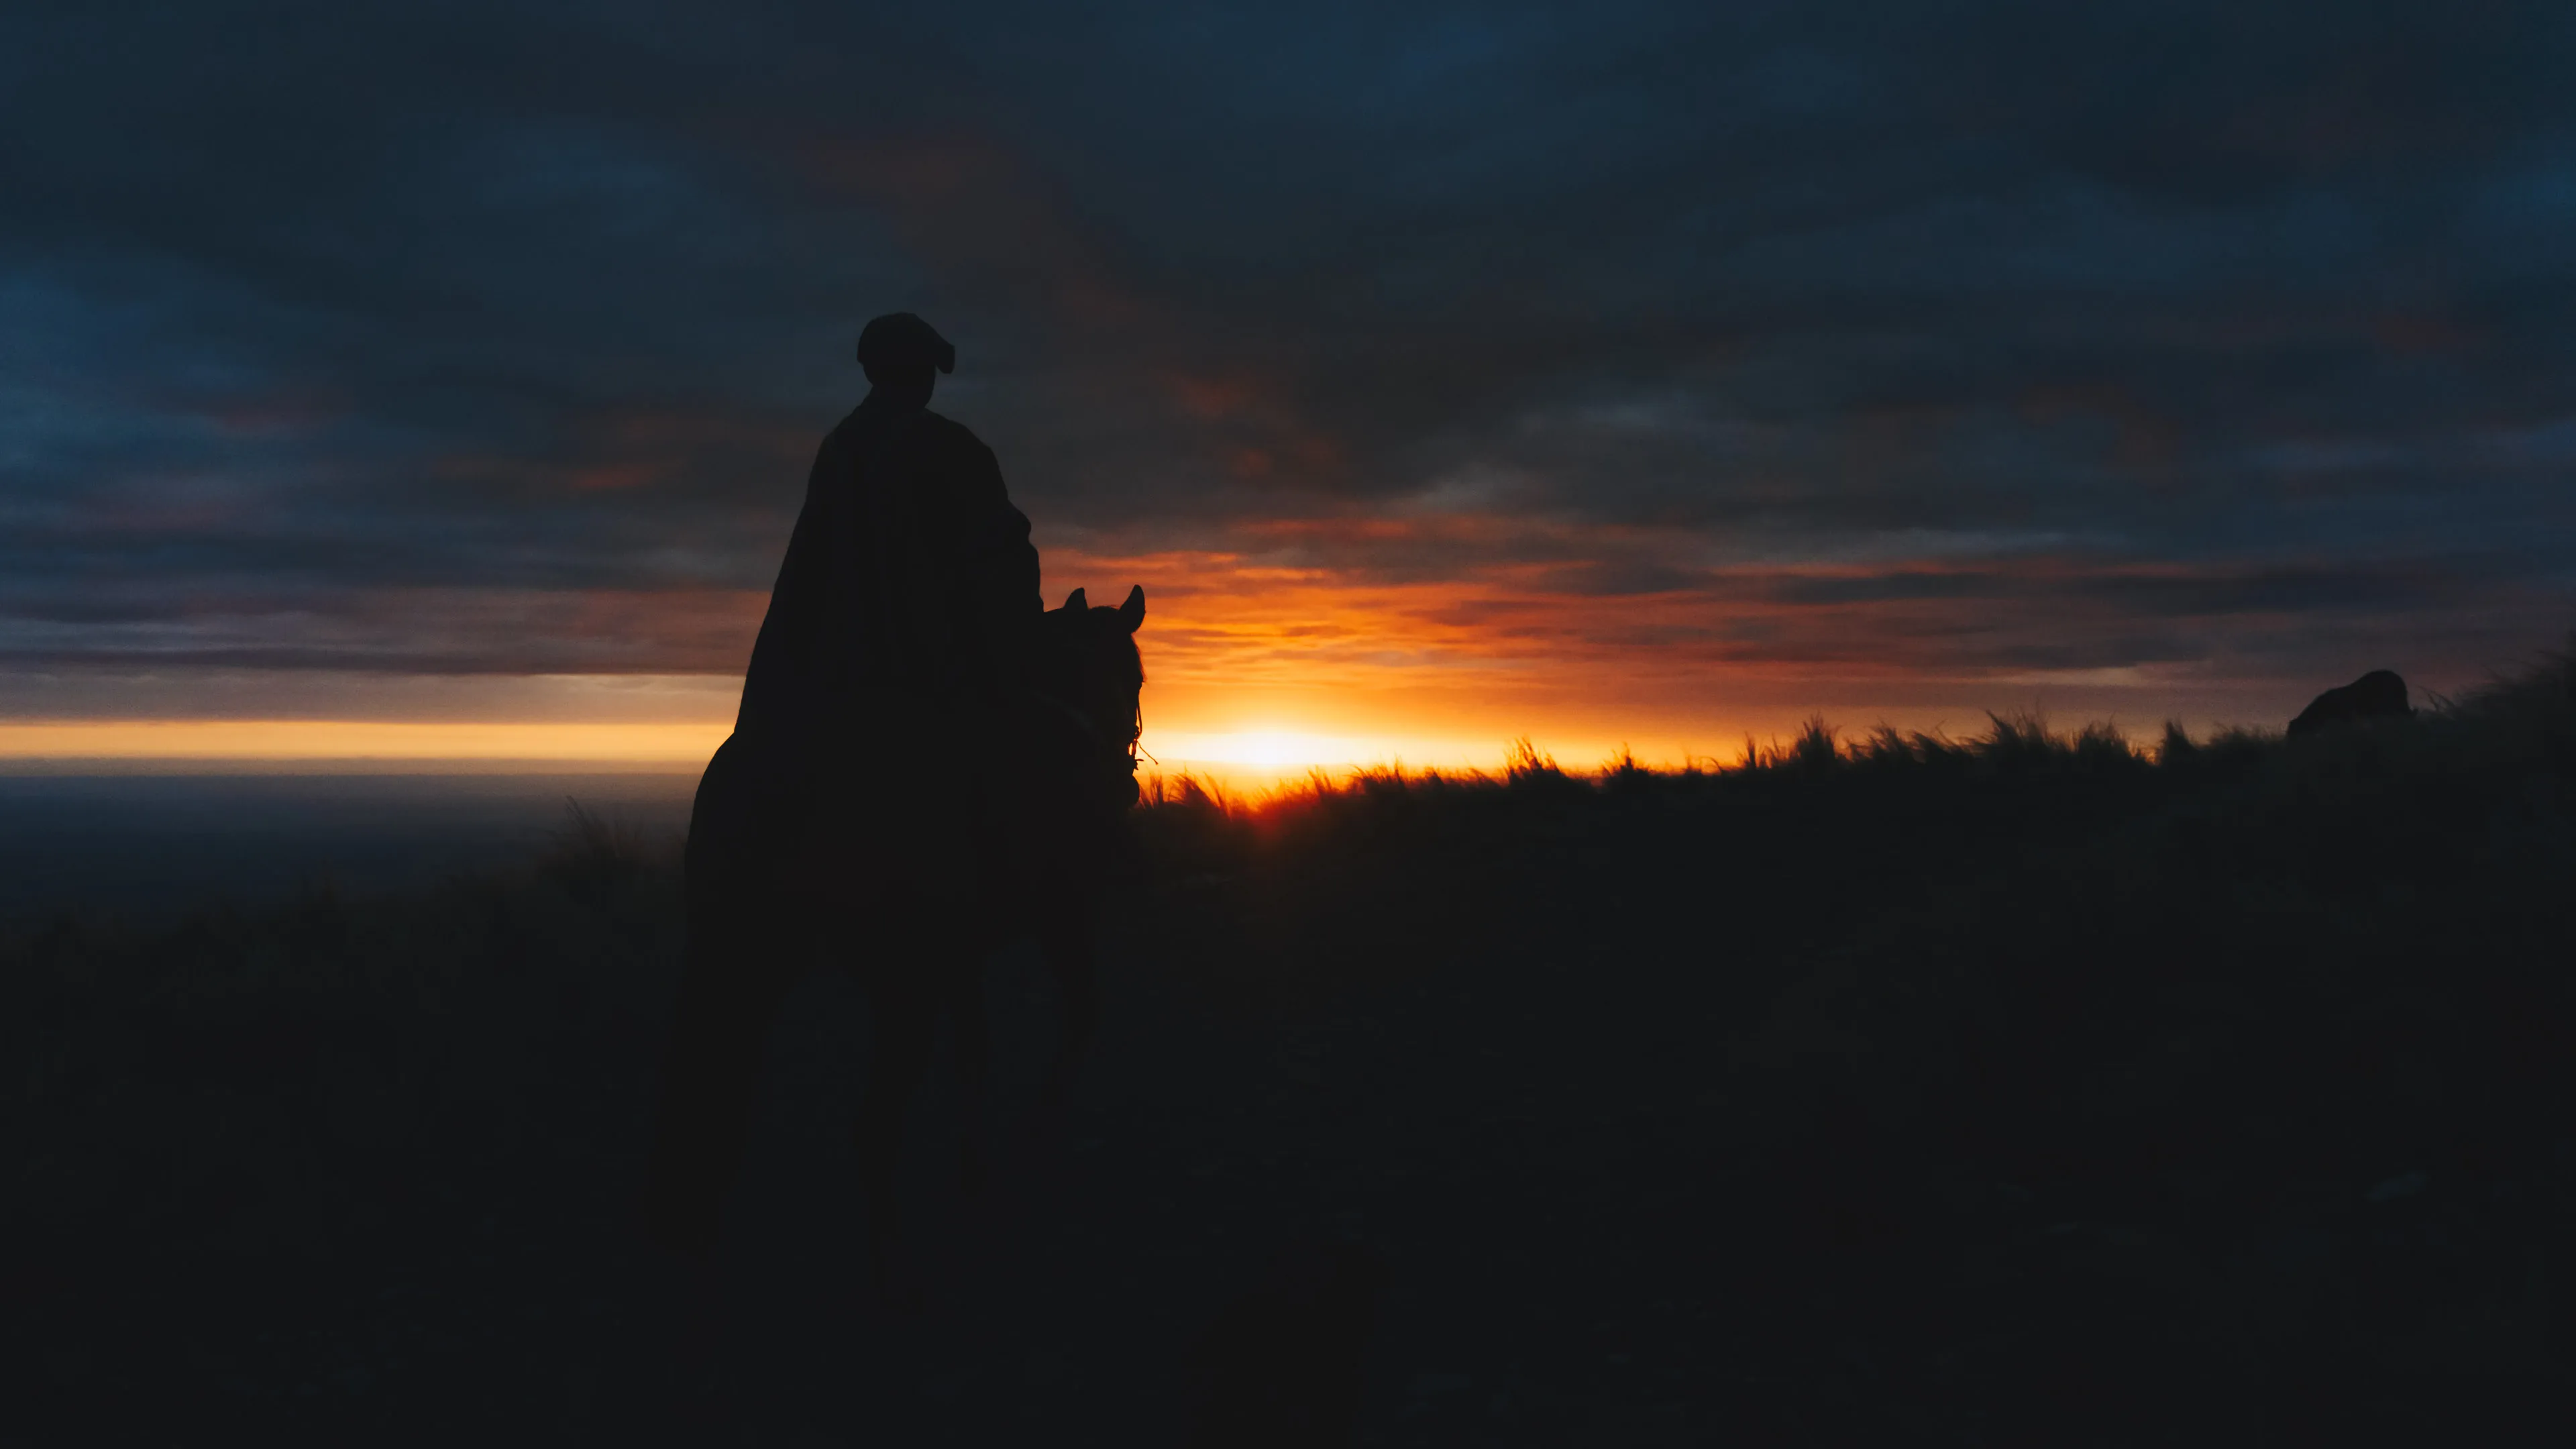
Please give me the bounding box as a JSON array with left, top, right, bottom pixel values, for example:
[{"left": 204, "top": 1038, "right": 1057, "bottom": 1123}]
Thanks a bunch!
[{"left": 1034, "top": 584, "right": 1146, "bottom": 811}]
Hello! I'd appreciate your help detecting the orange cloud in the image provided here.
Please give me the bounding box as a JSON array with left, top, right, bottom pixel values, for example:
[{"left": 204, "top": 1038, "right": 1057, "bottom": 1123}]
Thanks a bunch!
[
  {"left": 1028, "top": 523, "right": 2426, "bottom": 778},
  {"left": 1163, "top": 372, "right": 1260, "bottom": 421}
]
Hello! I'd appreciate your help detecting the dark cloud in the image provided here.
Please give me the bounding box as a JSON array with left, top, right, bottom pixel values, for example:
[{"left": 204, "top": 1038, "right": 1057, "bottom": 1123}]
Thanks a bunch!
[{"left": 3, "top": 0, "right": 2574, "bottom": 712}]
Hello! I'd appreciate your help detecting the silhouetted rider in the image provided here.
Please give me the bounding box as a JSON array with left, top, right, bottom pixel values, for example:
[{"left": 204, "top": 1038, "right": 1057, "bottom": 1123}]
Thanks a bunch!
[
  {"left": 637, "top": 315, "right": 1043, "bottom": 1373},
  {"left": 728, "top": 312, "right": 1042, "bottom": 886}
]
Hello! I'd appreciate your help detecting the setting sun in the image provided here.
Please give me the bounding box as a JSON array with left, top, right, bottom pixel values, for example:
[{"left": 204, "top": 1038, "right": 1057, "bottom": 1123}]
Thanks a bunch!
[{"left": 1168, "top": 730, "right": 1356, "bottom": 767}]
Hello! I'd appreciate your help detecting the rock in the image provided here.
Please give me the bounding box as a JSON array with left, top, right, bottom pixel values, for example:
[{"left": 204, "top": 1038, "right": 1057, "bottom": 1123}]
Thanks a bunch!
[{"left": 2287, "top": 669, "right": 2414, "bottom": 737}]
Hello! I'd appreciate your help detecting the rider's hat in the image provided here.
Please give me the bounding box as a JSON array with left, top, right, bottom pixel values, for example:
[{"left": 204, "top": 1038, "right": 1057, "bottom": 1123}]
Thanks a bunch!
[{"left": 857, "top": 313, "right": 956, "bottom": 374}]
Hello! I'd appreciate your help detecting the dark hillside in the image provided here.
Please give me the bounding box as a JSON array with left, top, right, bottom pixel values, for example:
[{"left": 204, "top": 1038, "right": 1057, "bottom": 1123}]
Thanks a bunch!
[{"left": 6, "top": 648, "right": 2575, "bottom": 1445}]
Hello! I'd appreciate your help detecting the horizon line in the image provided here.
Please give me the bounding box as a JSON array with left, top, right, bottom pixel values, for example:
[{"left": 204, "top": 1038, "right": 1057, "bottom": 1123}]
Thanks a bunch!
[{"left": 0, "top": 711, "right": 2293, "bottom": 778}]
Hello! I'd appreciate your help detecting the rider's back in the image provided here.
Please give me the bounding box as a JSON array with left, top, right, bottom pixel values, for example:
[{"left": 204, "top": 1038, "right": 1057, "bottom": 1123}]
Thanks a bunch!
[
  {"left": 735, "top": 392, "right": 1039, "bottom": 759},
  {"left": 700, "top": 392, "right": 1040, "bottom": 886}
]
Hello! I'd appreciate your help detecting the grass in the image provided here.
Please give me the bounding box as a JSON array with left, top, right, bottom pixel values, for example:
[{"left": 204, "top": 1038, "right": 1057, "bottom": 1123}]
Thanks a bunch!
[{"left": 7, "top": 639, "right": 2576, "bottom": 1440}]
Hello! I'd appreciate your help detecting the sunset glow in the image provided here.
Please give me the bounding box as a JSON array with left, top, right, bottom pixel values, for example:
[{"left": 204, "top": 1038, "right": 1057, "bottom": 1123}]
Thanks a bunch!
[{"left": 0, "top": 531, "right": 2502, "bottom": 777}]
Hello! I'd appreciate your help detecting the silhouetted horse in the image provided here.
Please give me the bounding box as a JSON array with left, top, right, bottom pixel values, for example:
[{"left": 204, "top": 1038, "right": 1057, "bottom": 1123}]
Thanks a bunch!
[{"left": 642, "top": 584, "right": 1145, "bottom": 1309}]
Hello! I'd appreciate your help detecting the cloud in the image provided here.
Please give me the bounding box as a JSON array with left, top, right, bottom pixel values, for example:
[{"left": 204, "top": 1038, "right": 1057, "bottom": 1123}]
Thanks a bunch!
[{"left": 2, "top": 0, "right": 2573, "bottom": 737}]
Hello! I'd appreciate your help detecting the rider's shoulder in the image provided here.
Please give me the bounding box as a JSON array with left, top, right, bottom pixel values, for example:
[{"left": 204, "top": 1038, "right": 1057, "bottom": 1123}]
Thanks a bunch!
[
  {"left": 820, "top": 402, "right": 875, "bottom": 448},
  {"left": 826, "top": 400, "right": 996, "bottom": 475},
  {"left": 915, "top": 408, "right": 994, "bottom": 454}
]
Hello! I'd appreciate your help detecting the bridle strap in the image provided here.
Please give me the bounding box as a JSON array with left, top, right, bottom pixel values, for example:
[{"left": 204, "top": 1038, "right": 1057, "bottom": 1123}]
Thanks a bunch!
[{"left": 1030, "top": 689, "right": 1146, "bottom": 775}]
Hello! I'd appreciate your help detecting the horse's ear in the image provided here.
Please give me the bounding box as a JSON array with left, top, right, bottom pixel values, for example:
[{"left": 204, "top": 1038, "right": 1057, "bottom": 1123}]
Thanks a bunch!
[
  {"left": 1118, "top": 584, "right": 1144, "bottom": 633},
  {"left": 1062, "top": 588, "right": 1087, "bottom": 612}
]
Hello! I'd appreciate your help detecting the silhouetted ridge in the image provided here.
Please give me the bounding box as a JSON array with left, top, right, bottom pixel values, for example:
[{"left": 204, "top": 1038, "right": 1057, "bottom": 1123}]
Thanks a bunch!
[{"left": 11, "top": 635, "right": 2576, "bottom": 1441}]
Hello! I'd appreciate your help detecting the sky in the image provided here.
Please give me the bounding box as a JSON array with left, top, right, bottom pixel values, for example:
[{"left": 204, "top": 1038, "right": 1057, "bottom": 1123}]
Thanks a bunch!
[{"left": 5, "top": 1, "right": 2575, "bottom": 777}]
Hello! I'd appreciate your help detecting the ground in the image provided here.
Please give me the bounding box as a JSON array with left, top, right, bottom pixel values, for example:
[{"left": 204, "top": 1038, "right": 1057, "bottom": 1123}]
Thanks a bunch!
[{"left": 9, "top": 682, "right": 2576, "bottom": 1446}]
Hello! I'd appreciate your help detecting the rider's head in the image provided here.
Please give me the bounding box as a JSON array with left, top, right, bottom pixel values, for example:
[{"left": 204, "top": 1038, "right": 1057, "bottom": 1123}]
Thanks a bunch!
[{"left": 857, "top": 313, "right": 954, "bottom": 402}]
